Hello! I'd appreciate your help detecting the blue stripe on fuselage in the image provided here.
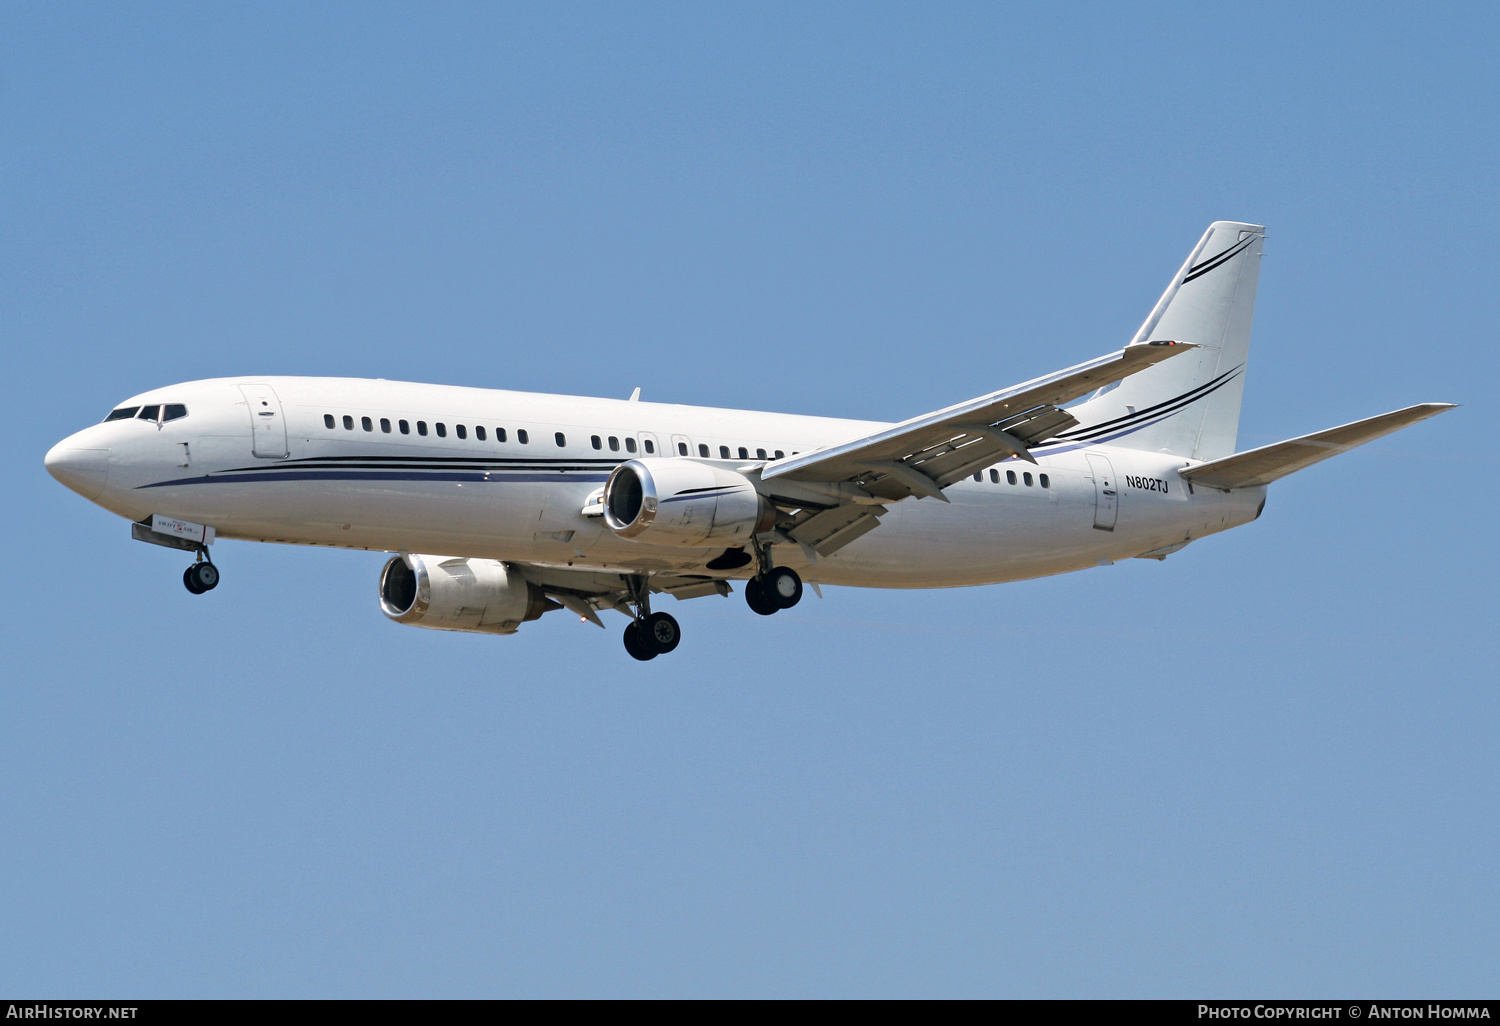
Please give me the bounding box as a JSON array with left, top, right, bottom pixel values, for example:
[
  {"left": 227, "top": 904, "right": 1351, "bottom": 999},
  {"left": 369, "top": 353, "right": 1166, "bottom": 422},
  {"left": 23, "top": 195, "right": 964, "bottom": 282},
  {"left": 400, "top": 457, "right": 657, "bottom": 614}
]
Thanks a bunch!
[{"left": 138, "top": 469, "right": 613, "bottom": 488}]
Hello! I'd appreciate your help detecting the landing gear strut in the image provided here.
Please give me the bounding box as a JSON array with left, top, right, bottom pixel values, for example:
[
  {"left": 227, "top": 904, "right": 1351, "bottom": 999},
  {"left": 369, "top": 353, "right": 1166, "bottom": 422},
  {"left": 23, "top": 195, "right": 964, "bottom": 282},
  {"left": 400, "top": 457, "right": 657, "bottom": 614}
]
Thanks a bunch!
[
  {"left": 621, "top": 574, "right": 681, "bottom": 661},
  {"left": 745, "top": 565, "right": 802, "bottom": 615},
  {"left": 183, "top": 549, "right": 220, "bottom": 595}
]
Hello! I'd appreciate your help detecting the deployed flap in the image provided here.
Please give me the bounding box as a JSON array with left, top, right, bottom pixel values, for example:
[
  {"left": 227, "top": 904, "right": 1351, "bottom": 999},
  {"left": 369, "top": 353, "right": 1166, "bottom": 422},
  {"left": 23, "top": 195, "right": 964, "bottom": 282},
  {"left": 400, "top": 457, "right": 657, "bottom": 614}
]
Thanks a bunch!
[
  {"left": 786, "top": 503, "right": 888, "bottom": 556},
  {"left": 519, "top": 565, "right": 737, "bottom": 616},
  {"left": 1180, "top": 404, "right": 1455, "bottom": 490},
  {"left": 762, "top": 341, "right": 1197, "bottom": 502}
]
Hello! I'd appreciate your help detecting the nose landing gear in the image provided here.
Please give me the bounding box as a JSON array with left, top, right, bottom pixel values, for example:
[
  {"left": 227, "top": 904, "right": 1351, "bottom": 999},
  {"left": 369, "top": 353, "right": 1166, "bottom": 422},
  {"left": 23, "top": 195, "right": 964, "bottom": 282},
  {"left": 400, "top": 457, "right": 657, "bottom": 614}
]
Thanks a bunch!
[
  {"left": 131, "top": 518, "right": 221, "bottom": 596},
  {"left": 183, "top": 551, "right": 220, "bottom": 594}
]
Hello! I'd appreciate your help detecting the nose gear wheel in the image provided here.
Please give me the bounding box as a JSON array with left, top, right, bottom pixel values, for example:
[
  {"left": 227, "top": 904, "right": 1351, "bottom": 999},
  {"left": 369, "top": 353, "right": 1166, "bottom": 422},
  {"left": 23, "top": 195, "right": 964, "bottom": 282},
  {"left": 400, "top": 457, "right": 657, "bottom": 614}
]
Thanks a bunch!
[{"left": 183, "top": 559, "right": 219, "bottom": 594}]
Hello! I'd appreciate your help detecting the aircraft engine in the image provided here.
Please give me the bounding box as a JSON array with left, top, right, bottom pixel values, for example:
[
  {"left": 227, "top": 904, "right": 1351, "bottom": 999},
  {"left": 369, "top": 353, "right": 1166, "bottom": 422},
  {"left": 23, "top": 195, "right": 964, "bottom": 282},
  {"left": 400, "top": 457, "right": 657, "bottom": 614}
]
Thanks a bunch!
[
  {"left": 603, "top": 458, "right": 775, "bottom": 546},
  {"left": 378, "top": 554, "right": 558, "bottom": 635}
]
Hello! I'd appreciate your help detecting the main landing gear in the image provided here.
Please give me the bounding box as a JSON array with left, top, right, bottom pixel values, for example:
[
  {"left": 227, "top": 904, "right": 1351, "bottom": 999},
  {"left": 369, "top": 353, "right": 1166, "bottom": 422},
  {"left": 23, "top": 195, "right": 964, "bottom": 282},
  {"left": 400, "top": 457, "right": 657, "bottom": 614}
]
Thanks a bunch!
[
  {"left": 623, "top": 612, "right": 681, "bottom": 661},
  {"left": 744, "top": 566, "right": 802, "bottom": 616},
  {"left": 621, "top": 574, "right": 681, "bottom": 661},
  {"left": 617, "top": 563, "right": 803, "bottom": 660},
  {"left": 182, "top": 550, "right": 220, "bottom": 595}
]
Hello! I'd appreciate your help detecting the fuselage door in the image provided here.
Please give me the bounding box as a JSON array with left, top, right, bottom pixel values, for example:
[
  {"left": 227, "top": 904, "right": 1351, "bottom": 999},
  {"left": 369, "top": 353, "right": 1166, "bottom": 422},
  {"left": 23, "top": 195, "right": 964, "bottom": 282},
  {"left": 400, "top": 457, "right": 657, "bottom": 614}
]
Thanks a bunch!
[
  {"left": 238, "top": 383, "right": 289, "bottom": 459},
  {"left": 1086, "top": 453, "right": 1118, "bottom": 532}
]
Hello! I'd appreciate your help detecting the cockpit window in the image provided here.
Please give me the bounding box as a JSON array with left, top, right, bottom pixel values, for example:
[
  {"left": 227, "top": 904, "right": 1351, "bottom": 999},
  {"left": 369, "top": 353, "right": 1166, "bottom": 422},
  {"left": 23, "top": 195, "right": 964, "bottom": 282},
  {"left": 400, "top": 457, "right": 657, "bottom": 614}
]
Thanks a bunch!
[
  {"left": 163, "top": 404, "right": 188, "bottom": 422},
  {"left": 104, "top": 407, "right": 140, "bottom": 422},
  {"left": 137, "top": 405, "right": 161, "bottom": 423}
]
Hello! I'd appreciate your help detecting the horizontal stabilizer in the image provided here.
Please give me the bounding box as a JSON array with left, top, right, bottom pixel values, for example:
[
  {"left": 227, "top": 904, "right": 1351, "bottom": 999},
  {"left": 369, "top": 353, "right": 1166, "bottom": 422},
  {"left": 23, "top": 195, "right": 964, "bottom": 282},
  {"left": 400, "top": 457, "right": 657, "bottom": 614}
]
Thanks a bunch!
[{"left": 1179, "top": 403, "right": 1455, "bottom": 490}]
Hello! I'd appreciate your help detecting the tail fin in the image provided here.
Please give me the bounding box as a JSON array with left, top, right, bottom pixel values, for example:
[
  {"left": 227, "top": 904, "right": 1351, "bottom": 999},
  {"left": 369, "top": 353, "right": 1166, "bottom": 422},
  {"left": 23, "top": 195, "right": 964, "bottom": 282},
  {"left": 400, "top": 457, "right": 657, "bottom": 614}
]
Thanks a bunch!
[{"left": 1065, "top": 221, "right": 1265, "bottom": 460}]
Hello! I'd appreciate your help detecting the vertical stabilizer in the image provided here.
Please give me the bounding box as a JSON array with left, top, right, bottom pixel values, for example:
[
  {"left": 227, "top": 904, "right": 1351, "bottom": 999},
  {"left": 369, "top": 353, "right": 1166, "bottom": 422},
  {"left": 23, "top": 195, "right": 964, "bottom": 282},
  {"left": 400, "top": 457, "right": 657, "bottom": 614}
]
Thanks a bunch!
[{"left": 1064, "top": 221, "right": 1264, "bottom": 460}]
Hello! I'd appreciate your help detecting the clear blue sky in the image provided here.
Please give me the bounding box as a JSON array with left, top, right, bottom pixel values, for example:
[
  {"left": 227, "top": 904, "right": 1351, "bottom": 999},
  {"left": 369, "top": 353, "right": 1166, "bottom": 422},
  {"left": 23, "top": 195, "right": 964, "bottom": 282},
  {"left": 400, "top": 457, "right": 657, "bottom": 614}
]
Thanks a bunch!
[{"left": 3, "top": 2, "right": 1494, "bottom": 997}]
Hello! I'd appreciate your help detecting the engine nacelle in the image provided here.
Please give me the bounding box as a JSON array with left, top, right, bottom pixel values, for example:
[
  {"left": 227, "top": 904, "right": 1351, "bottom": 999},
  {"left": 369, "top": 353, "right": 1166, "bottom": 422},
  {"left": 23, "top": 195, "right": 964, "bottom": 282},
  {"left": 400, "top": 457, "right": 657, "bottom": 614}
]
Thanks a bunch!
[
  {"left": 379, "top": 554, "right": 557, "bottom": 635},
  {"left": 603, "top": 458, "right": 776, "bottom": 547}
]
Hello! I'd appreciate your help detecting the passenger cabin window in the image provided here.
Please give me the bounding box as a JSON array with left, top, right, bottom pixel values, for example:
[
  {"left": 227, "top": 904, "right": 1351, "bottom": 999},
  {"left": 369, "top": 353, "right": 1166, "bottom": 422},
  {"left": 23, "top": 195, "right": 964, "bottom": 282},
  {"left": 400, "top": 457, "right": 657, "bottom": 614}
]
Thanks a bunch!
[
  {"left": 591, "top": 435, "right": 602, "bottom": 450},
  {"left": 973, "top": 472, "right": 982, "bottom": 482},
  {"left": 399, "top": 420, "right": 410, "bottom": 434},
  {"left": 476, "top": 426, "right": 486, "bottom": 441},
  {"left": 324, "top": 414, "right": 336, "bottom": 429},
  {"left": 1040, "top": 474, "right": 1050, "bottom": 488},
  {"left": 417, "top": 421, "right": 428, "bottom": 436},
  {"left": 456, "top": 425, "right": 466, "bottom": 439},
  {"left": 555, "top": 432, "right": 566, "bottom": 447},
  {"left": 518, "top": 429, "right": 528, "bottom": 444},
  {"left": 496, "top": 428, "right": 506, "bottom": 442},
  {"left": 608, "top": 436, "right": 619, "bottom": 451},
  {"left": 678, "top": 442, "right": 688, "bottom": 456},
  {"left": 756, "top": 448, "right": 767, "bottom": 459},
  {"left": 137, "top": 405, "right": 160, "bottom": 423},
  {"left": 343, "top": 415, "right": 354, "bottom": 430},
  {"left": 105, "top": 407, "right": 140, "bottom": 422},
  {"left": 1007, "top": 470, "right": 1017, "bottom": 485},
  {"left": 362, "top": 416, "right": 373, "bottom": 431},
  {"left": 435, "top": 423, "right": 447, "bottom": 437},
  {"left": 699, "top": 444, "right": 709, "bottom": 457},
  {"left": 1023, "top": 472, "right": 1033, "bottom": 486},
  {"left": 775, "top": 450, "right": 784, "bottom": 459},
  {"left": 990, "top": 469, "right": 1000, "bottom": 483},
  {"left": 719, "top": 445, "right": 730, "bottom": 459},
  {"left": 737, "top": 447, "right": 748, "bottom": 459},
  {"left": 381, "top": 418, "right": 392, "bottom": 433}
]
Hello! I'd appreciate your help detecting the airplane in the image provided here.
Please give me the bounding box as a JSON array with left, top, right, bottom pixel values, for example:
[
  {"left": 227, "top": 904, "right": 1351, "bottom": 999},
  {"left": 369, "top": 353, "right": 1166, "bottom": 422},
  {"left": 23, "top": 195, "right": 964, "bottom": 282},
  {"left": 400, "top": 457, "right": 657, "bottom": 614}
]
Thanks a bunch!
[{"left": 45, "top": 221, "right": 1453, "bottom": 660}]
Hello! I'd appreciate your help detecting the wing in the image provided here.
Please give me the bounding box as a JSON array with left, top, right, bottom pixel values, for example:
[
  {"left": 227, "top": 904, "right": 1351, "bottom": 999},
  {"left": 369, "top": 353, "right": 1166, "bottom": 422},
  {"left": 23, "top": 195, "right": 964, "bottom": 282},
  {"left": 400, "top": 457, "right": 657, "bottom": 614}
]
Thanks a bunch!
[
  {"left": 1179, "top": 403, "right": 1455, "bottom": 490},
  {"left": 762, "top": 341, "right": 1197, "bottom": 503}
]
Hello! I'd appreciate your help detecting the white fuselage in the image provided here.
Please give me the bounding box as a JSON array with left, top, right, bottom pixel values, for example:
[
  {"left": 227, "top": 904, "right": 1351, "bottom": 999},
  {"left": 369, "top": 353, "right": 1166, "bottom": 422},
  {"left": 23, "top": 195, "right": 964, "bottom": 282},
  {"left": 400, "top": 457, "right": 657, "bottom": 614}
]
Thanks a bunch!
[{"left": 50, "top": 376, "right": 1266, "bottom": 587}]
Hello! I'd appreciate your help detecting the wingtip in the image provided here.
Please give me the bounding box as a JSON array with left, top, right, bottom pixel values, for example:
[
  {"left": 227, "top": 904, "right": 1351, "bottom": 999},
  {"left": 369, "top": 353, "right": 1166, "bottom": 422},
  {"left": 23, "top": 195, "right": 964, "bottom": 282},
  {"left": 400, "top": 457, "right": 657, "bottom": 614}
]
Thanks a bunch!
[
  {"left": 1129, "top": 339, "right": 1198, "bottom": 351},
  {"left": 1123, "top": 340, "right": 1199, "bottom": 366}
]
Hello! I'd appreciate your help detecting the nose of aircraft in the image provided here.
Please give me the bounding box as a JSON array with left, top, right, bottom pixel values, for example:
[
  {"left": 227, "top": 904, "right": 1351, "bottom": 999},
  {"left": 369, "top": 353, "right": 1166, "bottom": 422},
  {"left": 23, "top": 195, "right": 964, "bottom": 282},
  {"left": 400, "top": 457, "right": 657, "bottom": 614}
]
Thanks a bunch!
[{"left": 45, "top": 437, "right": 110, "bottom": 500}]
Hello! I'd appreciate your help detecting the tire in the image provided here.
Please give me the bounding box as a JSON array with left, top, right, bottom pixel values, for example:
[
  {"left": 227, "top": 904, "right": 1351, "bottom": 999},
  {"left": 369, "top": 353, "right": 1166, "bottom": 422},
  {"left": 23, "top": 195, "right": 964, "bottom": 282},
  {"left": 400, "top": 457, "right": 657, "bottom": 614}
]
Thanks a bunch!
[
  {"left": 643, "top": 612, "right": 681, "bottom": 654},
  {"left": 766, "top": 567, "right": 802, "bottom": 609},
  {"left": 193, "top": 562, "right": 220, "bottom": 591},
  {"left": 744, "top": 577, "right": 779, "bottom": 616},
  {"left": 183, "top": 565, "right": 205, "bottom": 595},
  {"left": 623, "top": 621, "right": 657, "bottom": 661}
]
